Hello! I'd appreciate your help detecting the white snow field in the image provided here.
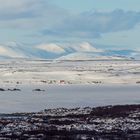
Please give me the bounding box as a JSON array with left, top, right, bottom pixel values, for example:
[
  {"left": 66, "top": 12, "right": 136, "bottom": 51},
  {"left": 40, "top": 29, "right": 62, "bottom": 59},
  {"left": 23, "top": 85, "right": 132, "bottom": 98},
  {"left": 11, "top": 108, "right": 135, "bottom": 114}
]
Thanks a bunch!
[
  {"left": 0, "top": 59, "right": 139, "bottom": 113},
  {"left": 0, "top": 59, "right": 140, "bottom": 85}
]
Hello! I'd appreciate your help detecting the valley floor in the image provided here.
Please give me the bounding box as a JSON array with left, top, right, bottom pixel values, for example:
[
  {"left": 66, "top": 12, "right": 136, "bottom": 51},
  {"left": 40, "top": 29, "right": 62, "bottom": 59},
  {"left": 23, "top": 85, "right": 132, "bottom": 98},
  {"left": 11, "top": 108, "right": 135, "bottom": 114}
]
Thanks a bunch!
[
  {"left": 0, "top": 60, "right": 139, "bottom": 139},
  {"left": 0, "top": 59, "right": 140, "bottom": 85}
]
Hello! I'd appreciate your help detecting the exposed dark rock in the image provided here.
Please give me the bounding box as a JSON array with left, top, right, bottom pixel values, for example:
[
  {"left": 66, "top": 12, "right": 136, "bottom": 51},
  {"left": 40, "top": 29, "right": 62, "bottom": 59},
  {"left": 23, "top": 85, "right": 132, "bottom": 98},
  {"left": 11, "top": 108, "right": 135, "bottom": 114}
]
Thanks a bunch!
[
  {"left": 0, "top": 88, "right": 5, "bottom": 91},
  {"left": 33, "top": 89, "right": 45, "bottom": 92},
  {"left": 0, "top": 105, "right": 139, "bottom": 139},
  {"left": 8, "top": 88, "right": 21, "bottom": 91}
]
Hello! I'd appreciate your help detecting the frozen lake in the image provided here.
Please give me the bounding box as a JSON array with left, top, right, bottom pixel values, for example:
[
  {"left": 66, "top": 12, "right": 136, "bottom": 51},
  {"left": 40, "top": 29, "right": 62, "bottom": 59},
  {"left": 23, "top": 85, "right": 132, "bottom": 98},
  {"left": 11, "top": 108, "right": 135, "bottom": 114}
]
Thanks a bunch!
[{"left": 0, "top": 85, "right": 140, "bottom": 113}]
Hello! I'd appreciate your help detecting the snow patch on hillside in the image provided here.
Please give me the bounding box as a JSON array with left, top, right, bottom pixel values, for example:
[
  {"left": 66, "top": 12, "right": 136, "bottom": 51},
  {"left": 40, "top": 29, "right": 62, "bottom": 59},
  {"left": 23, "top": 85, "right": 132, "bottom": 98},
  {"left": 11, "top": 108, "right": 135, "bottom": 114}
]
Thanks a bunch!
[
  {"left": 0, "top": 45, "right": 25, "bottom": 58},
  {"left": 72, "top": 42, "right": 103, "bottom": 52},
  {"left": 58, "top": 52, "right": 129, "bottom": 60},
  {"left": 36, "top": 43, "right": 65, "bottom": 54}
]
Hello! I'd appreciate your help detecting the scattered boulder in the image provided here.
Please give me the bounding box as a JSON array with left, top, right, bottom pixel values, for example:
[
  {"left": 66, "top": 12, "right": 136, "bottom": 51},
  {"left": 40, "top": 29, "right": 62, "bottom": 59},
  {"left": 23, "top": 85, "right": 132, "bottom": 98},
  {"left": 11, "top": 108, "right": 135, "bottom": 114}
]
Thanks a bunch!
[
  {"left": 33, "top": 89, "right": 45, "bottom": 92},
  {"left": 8, "top": 88, "right": 21, "bottom": 91},
  {"left": 0, "top": 88, "right": 5, "bottom": 91}
]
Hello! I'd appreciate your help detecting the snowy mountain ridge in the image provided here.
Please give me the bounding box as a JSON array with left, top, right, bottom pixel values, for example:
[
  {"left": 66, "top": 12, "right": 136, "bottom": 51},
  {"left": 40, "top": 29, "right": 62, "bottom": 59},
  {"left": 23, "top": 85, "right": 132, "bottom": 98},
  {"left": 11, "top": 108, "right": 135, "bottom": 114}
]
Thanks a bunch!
[{"left": 0, "top": 42, "right": 139, "bottom": 60}]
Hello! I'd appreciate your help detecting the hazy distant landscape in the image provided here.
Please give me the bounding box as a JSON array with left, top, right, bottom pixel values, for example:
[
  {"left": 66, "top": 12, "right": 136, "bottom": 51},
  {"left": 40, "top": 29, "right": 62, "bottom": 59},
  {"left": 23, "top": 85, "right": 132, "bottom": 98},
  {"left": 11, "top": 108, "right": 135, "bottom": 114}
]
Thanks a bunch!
[
  {"left": 0, "top": 0, "right": 140, "bottom": 139},
  {"left": 0, "top": 59, "right": 140, "bottom": 86},
  {"left": 0, "top": 43, "right": 140, "bottom": 139},
  {"left": 0, "top": 59, "right": 139, "bottom": 112},
  {"left": 0, "top": 59, "right": 139, "bottom": 113},
  {"left": 0, "top": 59, "right": 139, "bottom": 139}
]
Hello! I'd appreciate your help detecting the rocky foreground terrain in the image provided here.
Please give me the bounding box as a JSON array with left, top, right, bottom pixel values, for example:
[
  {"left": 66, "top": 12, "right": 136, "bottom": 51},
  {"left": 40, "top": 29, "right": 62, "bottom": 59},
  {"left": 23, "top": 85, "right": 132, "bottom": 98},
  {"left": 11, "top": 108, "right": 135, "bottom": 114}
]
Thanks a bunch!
[{"left": 0, "top": 105, "right": 139, "bottom": 139}]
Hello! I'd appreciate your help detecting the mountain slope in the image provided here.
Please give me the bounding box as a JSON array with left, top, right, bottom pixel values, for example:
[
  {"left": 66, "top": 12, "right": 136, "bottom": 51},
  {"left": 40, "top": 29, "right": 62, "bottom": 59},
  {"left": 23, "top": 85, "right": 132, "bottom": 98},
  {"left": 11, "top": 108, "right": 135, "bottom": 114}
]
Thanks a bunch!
[
  {"left": 0, "top": 42, "right": 139, "bottom": 60},
  {"left": 57, "top": 52, "right": 130, "bottom": 60}
]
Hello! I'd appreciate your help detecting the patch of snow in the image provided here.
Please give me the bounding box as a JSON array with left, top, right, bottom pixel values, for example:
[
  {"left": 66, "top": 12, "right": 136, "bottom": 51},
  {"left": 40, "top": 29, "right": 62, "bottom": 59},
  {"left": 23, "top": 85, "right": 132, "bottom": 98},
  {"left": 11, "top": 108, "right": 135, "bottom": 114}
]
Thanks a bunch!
[
  {"left": 73, "top": 42, "right": 103, "bottom": 53},
  {"left": 36, "top": 43, "right": 65, "bottom": 54}
]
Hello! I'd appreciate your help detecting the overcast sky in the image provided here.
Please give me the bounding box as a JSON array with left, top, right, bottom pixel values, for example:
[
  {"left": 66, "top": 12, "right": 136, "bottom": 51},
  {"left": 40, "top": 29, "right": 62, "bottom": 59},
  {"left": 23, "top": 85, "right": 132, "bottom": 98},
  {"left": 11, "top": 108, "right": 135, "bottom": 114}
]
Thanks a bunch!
[{"left": 0, "top": 0, "right": 140, "bottom": 49}]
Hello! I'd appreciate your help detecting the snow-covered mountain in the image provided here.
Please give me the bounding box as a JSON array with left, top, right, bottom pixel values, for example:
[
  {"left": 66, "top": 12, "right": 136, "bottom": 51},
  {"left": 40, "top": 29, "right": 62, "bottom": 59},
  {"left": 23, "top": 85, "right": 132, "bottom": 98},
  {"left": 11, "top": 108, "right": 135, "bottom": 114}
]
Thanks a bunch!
[
  {"left": 0, "top": 42, "right": 139, "bottom": 60},
  {"left": 57, "top": 52, "right": 129, "bottom": 60}
]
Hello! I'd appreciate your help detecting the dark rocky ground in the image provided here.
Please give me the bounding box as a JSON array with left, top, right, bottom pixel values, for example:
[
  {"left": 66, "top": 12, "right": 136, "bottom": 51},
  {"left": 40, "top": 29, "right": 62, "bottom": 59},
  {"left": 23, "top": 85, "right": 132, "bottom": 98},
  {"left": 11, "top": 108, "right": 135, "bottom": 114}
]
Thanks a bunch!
[{"left": 0, "top": 105, "right": 139, "bottom": 139}]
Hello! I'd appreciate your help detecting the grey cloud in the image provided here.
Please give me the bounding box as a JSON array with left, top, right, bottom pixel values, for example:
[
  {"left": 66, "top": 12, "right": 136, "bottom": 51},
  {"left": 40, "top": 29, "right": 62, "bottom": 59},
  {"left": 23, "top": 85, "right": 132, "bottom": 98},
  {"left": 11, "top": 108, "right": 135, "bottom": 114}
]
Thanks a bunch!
[
  {"left": 42, "top": 9, "right": 140, "bottom": 38},
  {"left": 0, "top": 0, "right": 68, "bottom": 28},
  {"left": 0, "top": 1, "right": 140, "bottom": 40}
]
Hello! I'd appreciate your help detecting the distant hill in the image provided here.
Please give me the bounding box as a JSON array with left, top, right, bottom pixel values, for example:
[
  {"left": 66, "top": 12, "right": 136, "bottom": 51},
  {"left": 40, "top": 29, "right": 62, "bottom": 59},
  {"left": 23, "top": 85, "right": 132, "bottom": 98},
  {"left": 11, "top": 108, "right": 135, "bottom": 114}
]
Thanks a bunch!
[{"left": 0, "top": 42, "right": 139, "bottom": 60}]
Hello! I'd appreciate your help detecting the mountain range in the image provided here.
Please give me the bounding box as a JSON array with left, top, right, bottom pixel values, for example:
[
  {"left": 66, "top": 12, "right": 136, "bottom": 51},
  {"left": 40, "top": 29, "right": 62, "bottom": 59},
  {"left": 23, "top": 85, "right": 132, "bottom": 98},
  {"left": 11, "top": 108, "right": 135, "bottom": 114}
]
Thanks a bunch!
[{"left": 0, "top": 42, "right": 139, "bottom": 60}]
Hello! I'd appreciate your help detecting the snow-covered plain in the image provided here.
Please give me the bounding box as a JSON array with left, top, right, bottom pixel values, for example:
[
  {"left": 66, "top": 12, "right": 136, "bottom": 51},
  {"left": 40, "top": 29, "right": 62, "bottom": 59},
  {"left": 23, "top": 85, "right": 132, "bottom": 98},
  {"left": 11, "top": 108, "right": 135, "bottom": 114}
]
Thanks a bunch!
[
  {"left": 0, "top": 59, "right": 139, "bottom": 113},
  {"left": 0, "top": 59, "right": 140, "bottom": 85}
]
